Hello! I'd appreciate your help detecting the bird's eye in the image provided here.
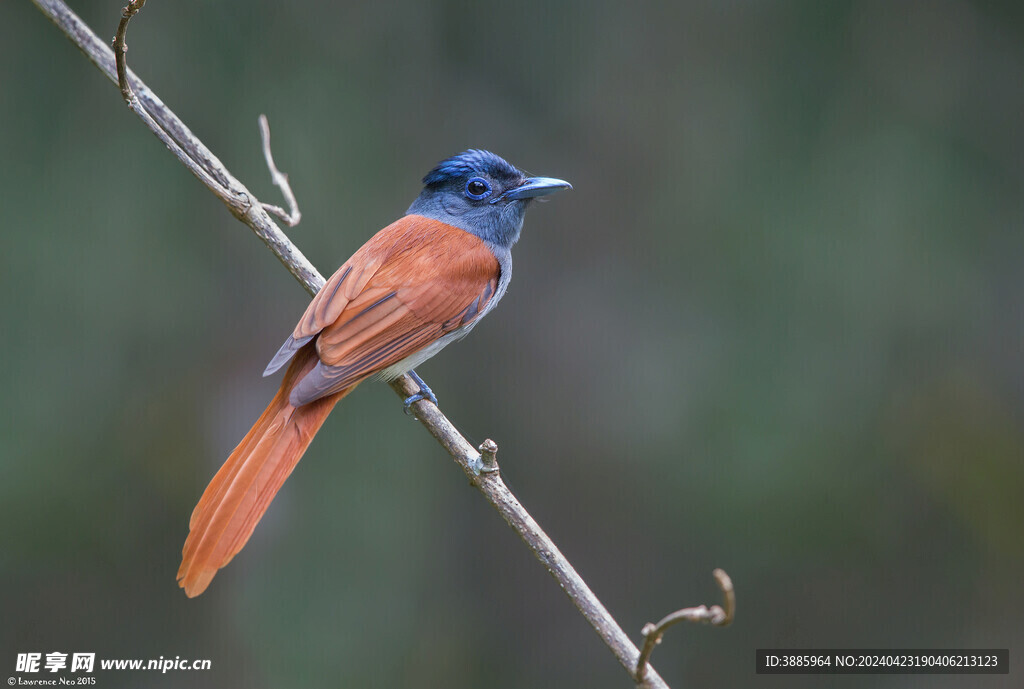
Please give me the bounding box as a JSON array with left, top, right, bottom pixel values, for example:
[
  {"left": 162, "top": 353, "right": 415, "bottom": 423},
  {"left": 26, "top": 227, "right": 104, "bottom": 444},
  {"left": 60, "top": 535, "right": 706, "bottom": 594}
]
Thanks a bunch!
[{"left": 465, "top": 177, "right": 492, "bottom": 200}]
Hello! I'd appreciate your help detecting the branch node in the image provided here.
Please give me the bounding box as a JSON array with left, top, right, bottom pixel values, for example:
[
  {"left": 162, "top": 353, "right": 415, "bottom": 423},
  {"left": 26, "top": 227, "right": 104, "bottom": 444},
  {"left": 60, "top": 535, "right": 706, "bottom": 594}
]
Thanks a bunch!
[
  {"left": 634, "top": 568, "right": 735, "bottom": 682},
  {"left": 257, "top": 114, "right": 302, "bottom": 227},
  {"left": 478, "top": 439, "right": 499, "bottom": 474}
]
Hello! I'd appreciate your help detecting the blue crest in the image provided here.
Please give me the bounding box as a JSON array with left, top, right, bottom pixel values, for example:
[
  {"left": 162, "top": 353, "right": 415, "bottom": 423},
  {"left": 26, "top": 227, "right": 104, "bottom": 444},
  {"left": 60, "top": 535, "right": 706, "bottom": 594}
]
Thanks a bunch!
[{"left": 423, "top": 149, "right": 522, "bottom": 187}]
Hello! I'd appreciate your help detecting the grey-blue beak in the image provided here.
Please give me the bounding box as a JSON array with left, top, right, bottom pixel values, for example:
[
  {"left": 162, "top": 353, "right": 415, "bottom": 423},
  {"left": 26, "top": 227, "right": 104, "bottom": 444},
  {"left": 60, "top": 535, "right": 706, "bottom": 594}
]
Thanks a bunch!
[{"left": 497, "top": 176, "right": 572, "bottom": 202}]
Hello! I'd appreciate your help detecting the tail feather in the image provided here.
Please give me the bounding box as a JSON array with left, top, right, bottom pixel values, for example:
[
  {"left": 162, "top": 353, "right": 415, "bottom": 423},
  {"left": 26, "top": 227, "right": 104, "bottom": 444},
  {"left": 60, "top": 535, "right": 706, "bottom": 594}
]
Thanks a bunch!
[{"left": 177, "top": 344, "right": 352, "bottom": 597}]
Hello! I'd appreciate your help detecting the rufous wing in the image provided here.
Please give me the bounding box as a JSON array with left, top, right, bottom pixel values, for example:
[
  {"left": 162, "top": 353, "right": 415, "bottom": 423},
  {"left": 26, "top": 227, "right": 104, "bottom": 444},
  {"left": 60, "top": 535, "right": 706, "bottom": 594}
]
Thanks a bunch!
[
  {"left": 283, "top": 215, "right": 501, "bottom": 406},
  {"left": 264, "top": 252, "right": 384, "bottom": 376}
]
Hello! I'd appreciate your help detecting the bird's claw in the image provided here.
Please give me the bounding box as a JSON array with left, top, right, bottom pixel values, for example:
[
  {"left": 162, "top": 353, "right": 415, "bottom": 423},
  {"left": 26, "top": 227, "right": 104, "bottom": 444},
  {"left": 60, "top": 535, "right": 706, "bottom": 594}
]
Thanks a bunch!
[
  {"left": 403, "top": 390, "right": 438, "bottom": 415},
  {"left": 403, "top": 370, "right": 438, "bottom": 415}
]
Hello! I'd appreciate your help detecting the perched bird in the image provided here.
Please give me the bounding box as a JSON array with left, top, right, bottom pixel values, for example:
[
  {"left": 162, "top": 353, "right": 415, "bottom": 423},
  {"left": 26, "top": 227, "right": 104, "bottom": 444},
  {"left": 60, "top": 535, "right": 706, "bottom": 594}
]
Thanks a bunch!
[{"left": 177, "top": 150, "right": 570, "bottom": 597}]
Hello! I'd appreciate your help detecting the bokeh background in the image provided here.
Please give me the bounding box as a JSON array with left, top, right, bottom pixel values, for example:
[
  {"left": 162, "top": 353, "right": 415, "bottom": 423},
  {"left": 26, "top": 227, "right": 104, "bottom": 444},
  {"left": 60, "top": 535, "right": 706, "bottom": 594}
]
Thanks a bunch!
[{"left": 4, "top": 1, "right": 1023, "bottom": 687}]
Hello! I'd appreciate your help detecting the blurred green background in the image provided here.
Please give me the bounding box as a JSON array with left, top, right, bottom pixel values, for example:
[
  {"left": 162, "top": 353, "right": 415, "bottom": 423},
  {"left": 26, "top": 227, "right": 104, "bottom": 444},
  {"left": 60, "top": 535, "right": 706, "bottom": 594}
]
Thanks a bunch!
[{"left": 4, "top": 1, "right": 1023, "bottom": 687}]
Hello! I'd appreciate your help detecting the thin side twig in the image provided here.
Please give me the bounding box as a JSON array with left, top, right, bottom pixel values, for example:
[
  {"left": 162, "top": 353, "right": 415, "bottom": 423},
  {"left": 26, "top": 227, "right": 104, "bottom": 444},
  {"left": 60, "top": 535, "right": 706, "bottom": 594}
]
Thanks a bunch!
[
  {"left": 112, "top": 0, "right": 145, "bottom": 102},
  {"left": 258, "top": 114, "right": 302, "bottom": 227},
  {"left": 635, "top": 569, "right": 735, "bottom": 682},
  {"left": 32, "top": 1, "right": 690, "bottom": 686}
]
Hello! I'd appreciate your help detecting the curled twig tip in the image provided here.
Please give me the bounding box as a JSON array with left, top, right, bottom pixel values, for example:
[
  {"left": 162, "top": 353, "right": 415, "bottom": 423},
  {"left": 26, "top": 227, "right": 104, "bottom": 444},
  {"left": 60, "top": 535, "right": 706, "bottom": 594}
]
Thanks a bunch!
[
  {"left": 712, "top": 568, "right": 735, "bottom": 626},
  {"left": 634, "top": 569, "right": 736, "bottom": 682}
]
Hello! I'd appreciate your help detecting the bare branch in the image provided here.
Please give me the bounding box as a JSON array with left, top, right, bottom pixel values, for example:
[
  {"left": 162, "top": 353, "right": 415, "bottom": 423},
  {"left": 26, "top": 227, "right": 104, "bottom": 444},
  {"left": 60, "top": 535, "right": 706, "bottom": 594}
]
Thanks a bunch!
[
  {"left": 258, "top": 114, "right": 302, "bottom": 227},
  {"left": 386, "top": 375, "right": 667, "bottom": 686},
  {"left": 635, "top": 569, "right": 735, "bottom": 682}
]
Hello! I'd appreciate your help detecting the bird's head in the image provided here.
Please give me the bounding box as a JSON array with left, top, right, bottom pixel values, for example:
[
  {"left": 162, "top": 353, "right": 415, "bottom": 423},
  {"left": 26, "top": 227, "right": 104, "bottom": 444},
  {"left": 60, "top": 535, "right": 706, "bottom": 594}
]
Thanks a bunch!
[{"left": 407, "top": 149, "right": 571, "bottom": 249}]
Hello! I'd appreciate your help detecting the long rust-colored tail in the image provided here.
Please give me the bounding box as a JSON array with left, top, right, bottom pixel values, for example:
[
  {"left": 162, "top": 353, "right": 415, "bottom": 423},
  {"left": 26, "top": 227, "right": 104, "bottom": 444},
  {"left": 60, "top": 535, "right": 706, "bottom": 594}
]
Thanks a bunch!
[{"left": 177, "top": 344, "right": 353, "bottom": 597}]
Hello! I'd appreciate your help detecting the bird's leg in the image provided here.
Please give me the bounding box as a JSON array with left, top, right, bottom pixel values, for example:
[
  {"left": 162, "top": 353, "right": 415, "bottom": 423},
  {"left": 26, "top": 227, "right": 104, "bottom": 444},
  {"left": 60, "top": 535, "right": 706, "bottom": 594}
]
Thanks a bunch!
[{"left": 403, "top": 370, "right": 439, "bottom": 415}]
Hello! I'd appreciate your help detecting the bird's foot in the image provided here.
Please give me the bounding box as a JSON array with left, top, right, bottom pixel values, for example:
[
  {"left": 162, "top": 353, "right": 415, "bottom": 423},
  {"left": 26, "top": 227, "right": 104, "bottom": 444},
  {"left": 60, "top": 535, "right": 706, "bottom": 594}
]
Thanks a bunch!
[{"left": 403, "top": 370, "right": 438, "bottom": 415}]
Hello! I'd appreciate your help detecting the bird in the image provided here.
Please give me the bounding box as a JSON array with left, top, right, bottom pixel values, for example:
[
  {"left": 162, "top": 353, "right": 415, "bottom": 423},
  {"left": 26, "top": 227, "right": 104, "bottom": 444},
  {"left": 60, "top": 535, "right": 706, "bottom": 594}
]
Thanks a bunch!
[{"left": 176, "top": 149, "right": 570, "bottom": 597}]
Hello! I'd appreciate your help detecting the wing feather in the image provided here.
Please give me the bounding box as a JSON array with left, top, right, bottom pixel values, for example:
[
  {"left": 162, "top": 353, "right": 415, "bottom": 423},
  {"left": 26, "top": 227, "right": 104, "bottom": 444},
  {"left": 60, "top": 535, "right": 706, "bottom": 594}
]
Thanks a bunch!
[
  {"left": 264, "top": 255, "right": 383, "bottom": 376},
  {"left": 270, "top": 215, "right": 502, "bottom": 406}
]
